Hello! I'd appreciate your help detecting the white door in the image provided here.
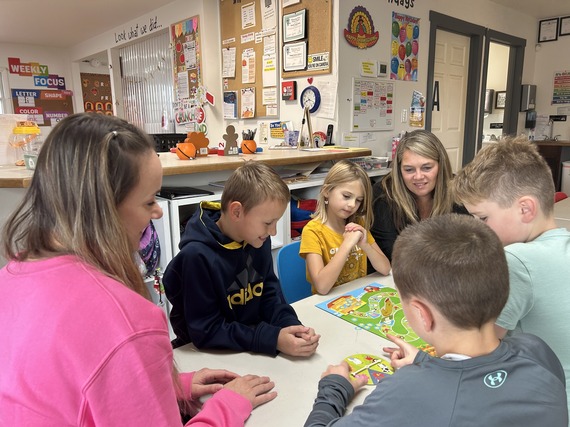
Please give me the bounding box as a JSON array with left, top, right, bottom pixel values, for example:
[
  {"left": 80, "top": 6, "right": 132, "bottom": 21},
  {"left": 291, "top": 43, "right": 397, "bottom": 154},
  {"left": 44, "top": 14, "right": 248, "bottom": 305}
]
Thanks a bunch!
[{"left": 431, "top": 29, "right": 470, "bottom": 173}]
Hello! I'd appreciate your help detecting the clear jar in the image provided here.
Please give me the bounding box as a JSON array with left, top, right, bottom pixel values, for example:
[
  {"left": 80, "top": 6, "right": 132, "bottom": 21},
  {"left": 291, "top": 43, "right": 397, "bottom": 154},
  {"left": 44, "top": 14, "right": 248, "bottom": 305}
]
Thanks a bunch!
[{"left": 9, "top": 121, "right": 42, "bottom": 167}]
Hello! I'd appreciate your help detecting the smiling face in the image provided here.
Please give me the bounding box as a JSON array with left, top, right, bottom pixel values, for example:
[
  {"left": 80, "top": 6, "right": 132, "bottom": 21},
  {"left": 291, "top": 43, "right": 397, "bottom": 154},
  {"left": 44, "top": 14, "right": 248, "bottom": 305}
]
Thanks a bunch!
[
  {"left": 236, "top": 198, "right": 287, "bottom": 248},
  {"left": 117, "top": 151, "right": 163, "bottom": 250},
  {"left": 325, "top": 180, "right": 365, "bottom": 222},
  {"left": 400, "top": 149, "right": 439, "bottom": 200}
]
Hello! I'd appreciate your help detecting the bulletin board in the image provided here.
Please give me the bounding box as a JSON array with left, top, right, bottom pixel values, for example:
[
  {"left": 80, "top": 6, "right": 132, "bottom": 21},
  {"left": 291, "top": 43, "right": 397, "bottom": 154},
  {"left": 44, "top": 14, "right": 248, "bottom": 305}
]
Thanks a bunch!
[
  {"left": 171, "top": 16, "right": 202, "bottom": 109},
  {"left": 11, "top": 88, "right": 74, "bottom": 126},
  {"left": 281, "top": 0, "right": 332, "bottom": 79},
  {"left": 80, "top": 73, "right": 113, "bottom": 115},
  {"left": 219, "top": 0, "right": 279, "bottom": 119},
  {"left": 351, "top": 78, "right": 395, "bottom": 132}
]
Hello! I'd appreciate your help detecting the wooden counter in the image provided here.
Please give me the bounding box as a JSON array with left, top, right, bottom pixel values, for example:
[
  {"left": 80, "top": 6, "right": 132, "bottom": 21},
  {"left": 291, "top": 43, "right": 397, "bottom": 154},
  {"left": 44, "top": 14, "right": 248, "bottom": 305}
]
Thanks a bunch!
[{"left": 0, "top": 147, "right": 372, "bottom": 188}]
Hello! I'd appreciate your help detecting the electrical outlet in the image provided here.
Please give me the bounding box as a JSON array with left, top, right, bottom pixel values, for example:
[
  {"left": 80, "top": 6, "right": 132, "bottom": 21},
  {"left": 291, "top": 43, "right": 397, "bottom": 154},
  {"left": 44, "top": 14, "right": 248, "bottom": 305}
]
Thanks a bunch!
[{"left": 401, "top": 109, "right": 408, "bottom": 123}]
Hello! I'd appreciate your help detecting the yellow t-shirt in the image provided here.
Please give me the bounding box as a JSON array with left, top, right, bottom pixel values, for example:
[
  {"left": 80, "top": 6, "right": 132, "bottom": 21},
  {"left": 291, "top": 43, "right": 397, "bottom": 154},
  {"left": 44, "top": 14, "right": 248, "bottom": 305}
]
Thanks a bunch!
[{"left": 300, "top": 219, "right": 374, "bottom": 293}]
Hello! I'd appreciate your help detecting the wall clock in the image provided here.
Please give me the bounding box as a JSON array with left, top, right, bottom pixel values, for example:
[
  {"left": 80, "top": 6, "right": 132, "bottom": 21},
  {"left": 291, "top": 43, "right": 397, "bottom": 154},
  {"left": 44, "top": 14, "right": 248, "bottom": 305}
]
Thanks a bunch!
[{"left": 300, "top": 85, "right": 321, "bottom": 113}]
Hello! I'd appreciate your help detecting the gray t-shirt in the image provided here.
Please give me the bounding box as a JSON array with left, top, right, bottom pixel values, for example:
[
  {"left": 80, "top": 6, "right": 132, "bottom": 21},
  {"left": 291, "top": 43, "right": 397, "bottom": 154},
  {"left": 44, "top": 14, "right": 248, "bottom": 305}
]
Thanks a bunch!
[{"left": 305, "top": 334, "right": 568, "bottom": 427}]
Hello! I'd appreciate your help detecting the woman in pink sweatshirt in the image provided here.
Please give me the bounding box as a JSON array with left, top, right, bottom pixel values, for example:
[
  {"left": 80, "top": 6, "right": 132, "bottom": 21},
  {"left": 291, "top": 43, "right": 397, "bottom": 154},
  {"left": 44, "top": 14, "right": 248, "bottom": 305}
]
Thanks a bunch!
[{"left": 0, "top": 113, "right": 276, "bottom": 426}]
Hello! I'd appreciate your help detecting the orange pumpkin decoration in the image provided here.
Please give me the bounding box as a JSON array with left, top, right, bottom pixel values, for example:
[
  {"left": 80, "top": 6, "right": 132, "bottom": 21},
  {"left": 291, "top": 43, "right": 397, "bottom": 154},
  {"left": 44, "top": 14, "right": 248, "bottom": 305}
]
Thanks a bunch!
[
  {"left": 241, "top": 139, "right": 257, "bottom": 154},
  {"left": 176, "top": 141, "right": 197, "bottom": 160}
]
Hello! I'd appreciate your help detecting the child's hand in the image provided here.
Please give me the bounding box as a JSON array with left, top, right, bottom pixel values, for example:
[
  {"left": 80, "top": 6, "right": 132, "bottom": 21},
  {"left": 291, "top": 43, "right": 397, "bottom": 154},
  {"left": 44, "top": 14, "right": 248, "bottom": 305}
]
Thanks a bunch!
[
  {"left": 224, "top": 374, "right": 277, "bottom": 409},
  {"left": 382, "top": 334, "right": 420, "bottom": 369},
  {"left": 342, "top": 228, "right": 363, "bottom": 247},
  {"left": 321, "top": 360, "right": 368, "bottom": 394},
  {"left": 277, "top": 325, "right": 320, "bottom": 356},
  {"left": 191, "top": 368, "right": 240, "bottom": 399}
]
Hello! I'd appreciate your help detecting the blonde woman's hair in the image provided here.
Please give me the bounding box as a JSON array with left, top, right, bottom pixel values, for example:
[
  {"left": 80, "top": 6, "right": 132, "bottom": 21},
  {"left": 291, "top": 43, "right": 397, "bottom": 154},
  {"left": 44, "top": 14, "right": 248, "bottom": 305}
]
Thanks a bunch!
[
  {"left": 380, "top": 130, "right": 454, "bottom": 231},
  {"left": 2, "top": 113, "right": 154, "bottom": 299},
  {"left": 452, "top": 136, "right": 554, "bottom": 214},
  {"left": 221, "top": 161, "right": 290, "bottom": 212},
  {"left": 313, "top": 160, "right": 373, "bottom": 229}
]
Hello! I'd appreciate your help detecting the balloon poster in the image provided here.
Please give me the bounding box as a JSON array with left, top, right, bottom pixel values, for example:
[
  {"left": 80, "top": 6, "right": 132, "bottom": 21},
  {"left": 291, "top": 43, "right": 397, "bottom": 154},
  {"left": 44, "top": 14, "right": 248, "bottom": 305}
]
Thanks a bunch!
[{"left": 390, "top": 12, "right": 420, "bottom": 81}]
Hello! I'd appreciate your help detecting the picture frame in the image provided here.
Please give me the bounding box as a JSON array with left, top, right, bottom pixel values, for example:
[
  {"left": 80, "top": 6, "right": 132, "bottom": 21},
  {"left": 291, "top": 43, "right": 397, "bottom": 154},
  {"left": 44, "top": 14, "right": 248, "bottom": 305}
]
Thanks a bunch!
[
  {"left": 559, "top": 16, "right": 570, "bottom": 37},
  {"left": 495, "top": 91, "right": 507, "bottom": 109},
  {"left": 283, "top": 9, "right": 306, "bottom": 43},
  {"left": 538, "top": 17, "right": 559, "bottom": 43},
  {"left": 283, "top": 40, "right": 307, "bottom": 71}
]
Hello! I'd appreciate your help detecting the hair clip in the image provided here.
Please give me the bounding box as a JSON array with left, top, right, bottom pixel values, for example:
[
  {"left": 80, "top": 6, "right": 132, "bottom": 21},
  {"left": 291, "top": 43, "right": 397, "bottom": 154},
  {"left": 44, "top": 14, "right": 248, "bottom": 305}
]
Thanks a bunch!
[{"left": 111, "top": 130, "right": 118, "bottom": 138}]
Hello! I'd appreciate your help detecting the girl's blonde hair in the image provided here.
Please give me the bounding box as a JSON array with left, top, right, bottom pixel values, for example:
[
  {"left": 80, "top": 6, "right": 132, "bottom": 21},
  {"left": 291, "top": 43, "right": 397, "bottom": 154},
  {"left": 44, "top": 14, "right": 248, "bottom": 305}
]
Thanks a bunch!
[
  {"left": 313, "top": 160, "right": 373, "bottom": 229},
  {"left": 380, "top": 130, "right": 454, "bottom": 231}
]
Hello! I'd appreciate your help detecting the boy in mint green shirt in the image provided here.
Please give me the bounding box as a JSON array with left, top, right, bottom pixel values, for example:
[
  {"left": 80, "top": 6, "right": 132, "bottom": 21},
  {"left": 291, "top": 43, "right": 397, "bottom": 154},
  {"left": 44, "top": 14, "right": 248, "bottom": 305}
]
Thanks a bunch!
[{"left": 453, "top": 136, "right": 570, "bottom": 417}]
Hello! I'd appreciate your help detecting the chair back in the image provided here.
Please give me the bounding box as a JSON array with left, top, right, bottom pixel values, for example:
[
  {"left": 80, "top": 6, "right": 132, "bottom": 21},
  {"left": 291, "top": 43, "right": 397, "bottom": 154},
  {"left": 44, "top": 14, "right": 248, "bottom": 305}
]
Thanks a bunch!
[
  {"left": 276, "top": 240, "right": 312, "bottom": 303},
  {"left": 555, "top": 192, "right": 568, "bottom": 203}
]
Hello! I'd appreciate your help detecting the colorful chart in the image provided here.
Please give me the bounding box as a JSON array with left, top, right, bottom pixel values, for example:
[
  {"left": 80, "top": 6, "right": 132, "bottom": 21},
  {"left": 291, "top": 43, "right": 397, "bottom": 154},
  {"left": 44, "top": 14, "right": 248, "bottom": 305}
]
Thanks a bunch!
[
  {"left": 344, "top": 353, "right": 394, "bottom": 385},
  {"left": 316, "top": 283, "right": 434, "bottom": 355}
]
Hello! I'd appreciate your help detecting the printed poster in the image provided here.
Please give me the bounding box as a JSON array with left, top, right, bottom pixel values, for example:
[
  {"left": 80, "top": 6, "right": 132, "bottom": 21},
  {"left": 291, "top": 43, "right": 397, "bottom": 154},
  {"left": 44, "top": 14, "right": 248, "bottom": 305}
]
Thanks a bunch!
[{"left": 391, "top": 12, "right": 420, "bottom": 81}]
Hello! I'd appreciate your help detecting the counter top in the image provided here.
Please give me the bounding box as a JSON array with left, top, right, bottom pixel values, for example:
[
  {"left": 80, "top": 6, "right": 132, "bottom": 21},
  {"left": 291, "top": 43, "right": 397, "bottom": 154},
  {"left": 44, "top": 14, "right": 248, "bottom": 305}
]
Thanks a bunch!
[
  {"left": 0, "top": 146, "right": 371, "bottom": 188},
  {"left": 535, "top": 140, "right": 570, "bottom": 147}
]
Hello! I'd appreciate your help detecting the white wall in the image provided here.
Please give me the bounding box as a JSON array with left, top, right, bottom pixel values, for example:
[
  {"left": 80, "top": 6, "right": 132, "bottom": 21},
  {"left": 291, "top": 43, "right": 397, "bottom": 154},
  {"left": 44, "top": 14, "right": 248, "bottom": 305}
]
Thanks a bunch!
[
  {"left": 533, "top": 34, "right": 570, "bottom": 140},
  {"left": 1, "top": 0, "right": 556, "bottom": 154}
]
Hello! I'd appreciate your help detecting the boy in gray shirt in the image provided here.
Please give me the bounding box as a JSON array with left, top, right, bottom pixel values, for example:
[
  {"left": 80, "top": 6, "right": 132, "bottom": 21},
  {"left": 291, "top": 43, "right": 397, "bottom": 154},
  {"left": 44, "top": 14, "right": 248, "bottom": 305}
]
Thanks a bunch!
[{"left": 305, "top": 214, "right": 567, "bottom": 426}]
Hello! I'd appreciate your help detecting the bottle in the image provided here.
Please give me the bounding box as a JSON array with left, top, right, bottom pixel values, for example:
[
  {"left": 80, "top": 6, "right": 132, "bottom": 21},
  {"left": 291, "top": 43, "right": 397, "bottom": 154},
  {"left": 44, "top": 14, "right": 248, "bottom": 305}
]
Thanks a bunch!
[{"left": 9, "top": 121, "right": 42, "bottom": 168}]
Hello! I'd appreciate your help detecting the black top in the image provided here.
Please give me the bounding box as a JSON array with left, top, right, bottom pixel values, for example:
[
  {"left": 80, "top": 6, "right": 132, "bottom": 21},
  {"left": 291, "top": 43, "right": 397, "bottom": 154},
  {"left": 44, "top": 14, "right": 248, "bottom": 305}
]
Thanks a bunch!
[{"left": 370, "top": 179, "right": 469, "bottom": 264}]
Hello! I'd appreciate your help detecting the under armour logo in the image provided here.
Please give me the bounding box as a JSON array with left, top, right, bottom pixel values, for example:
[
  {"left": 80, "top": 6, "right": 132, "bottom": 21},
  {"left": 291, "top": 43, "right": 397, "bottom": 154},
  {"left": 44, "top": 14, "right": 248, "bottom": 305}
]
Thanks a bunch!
[{"left": 483, "top": 370, "right": 508, "bottom": 388}]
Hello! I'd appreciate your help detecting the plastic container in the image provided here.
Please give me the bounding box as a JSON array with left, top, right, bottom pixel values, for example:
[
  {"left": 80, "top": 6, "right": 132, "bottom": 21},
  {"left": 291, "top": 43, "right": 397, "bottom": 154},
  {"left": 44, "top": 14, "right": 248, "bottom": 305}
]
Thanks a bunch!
[
  {"left": 562, "top": 161, "right": 570, "bottom": 195},
  {"left": 348, "top": 156, "right": 390, "bottom": 170},
  {"left": 9, "top": 121, "right": 42, "bottom": 167}
]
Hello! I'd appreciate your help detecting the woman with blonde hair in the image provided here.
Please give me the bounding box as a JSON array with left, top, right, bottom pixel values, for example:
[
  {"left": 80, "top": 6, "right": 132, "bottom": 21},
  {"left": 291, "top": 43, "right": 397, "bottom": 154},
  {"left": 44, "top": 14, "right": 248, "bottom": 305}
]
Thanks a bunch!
[
  {"left": 371, "top": 130, "right": 467, "bottom": 261},
  {"left": 300, "top": 160, "right": 391, "bottom": 295},
  {"left": 0, "top": 113, "right": 275, "bottom": 426}
]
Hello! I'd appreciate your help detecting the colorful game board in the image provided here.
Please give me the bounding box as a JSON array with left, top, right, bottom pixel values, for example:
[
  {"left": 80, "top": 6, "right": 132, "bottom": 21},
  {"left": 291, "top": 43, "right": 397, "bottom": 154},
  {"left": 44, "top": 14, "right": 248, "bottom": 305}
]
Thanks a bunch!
[
  {"left": 317, "top": 283, "right": 433, "bottom": 354},
  {"left": 344, "top": 353, "right": 394, "bottom": 385}
]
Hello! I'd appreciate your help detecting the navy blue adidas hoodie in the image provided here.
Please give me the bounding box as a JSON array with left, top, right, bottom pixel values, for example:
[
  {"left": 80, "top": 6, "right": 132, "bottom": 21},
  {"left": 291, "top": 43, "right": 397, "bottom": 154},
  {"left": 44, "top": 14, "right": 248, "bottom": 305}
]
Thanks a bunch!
[{"left": 163, "top": 201, "right": 301, "bottom": 356}]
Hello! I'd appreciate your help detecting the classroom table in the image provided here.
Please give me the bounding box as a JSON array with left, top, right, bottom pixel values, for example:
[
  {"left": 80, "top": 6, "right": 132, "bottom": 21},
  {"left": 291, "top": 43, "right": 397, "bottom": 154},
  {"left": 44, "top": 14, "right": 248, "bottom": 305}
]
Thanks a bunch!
[
  {"left": 554, "top": 196, "right": 570, "bottom": 229},
  {"left": 173, "top": 273, "right": 395, "bottom": 427}
]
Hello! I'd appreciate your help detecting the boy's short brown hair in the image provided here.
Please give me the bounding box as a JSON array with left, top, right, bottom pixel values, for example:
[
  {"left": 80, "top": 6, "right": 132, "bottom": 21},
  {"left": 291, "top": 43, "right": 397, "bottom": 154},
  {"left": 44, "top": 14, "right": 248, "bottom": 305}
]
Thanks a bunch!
[
  {"left": 392, "top": 214, "right": 509, "bottom": 329},
  {"left": 452, "top": 137, "right": 554, "bottom": 214},
  {"left": 221, "top": 161, "right": 290, "bottom": 212}
]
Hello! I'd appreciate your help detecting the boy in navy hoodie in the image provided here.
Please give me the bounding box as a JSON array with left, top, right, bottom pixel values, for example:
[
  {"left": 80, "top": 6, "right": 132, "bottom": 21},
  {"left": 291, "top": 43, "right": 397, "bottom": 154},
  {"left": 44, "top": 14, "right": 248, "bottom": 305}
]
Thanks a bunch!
[{"left": 164, "top": 161, "right": 320, "bottom": 356}]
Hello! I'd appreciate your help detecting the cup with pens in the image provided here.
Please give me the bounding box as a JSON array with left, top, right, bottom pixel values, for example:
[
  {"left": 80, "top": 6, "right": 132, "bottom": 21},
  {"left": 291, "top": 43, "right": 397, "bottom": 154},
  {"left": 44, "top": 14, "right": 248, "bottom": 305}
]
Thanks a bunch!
[{"left": 241, "top": 129, "right": 257, "bottom": 154}]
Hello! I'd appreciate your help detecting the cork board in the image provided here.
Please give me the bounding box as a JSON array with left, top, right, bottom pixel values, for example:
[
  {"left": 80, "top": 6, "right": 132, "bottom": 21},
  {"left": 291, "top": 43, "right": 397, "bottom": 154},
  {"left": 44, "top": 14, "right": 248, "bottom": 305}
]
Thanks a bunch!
[
  {"left": 171, "top": 16, "right": 202, "bottom": 104},
  {"left": 80, "top": 73, "right": 113, "bottom": 115},
  {"left": 281, "top": 0, "right": 332, "bottom": 78},
  {"left": 219, "top": 0, "right": 279, "bottom": 119},
  {"left": 11, "top": 88, "right": 74, "bottom": 126}
]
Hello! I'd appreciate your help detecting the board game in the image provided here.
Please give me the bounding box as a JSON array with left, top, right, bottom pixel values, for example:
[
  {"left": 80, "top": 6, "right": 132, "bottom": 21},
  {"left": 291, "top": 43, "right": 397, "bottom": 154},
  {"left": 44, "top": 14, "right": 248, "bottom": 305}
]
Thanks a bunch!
[{"left": 317, "top": 282, "right": 433, "bottom": 353}]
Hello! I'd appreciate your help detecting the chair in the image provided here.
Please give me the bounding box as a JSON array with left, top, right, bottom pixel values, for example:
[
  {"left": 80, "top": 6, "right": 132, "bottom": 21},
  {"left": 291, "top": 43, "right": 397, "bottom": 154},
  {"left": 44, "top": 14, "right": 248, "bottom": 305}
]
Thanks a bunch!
[
  {"left": 555, "top": 192, "right": 568, "bottom": 203},
  {"left": 276, "top": 240, "right": 312, "bottom": 304}
]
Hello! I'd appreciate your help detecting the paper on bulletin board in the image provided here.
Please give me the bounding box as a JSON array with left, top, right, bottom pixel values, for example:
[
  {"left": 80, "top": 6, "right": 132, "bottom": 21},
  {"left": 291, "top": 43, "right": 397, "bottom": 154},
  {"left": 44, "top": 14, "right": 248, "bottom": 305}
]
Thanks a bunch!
[
  {"left": 241, "top": 87, "right": 256, "bottom": 118},
  {"left": 263, "top": 54, "right": 277, "bottom": 87},
  {"left": 242, "top": 49, "right": 256, "bottom": 84},
  {"left": 315, "top": 80, "right": 338, "bottom": 120},
  {"left": 223, "top": 91, "right": 238, "bottom": 119},
  {"left": 241, "top": 2, "right": 256, "bottom": 30},
  {"left": 222, "top": 47, "right": 236, "bottom": 78},
  {"left": 262, "top": 0, "right": 277, "bottom": 30},
  {"left": 342, "top": 132, "right": 363, "bottom": 147}
]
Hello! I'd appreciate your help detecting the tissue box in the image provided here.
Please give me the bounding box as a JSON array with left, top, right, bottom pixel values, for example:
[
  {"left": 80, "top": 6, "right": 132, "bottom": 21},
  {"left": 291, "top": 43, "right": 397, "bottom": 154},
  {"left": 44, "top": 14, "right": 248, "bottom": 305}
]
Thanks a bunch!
[{"left": 348, "top": 156, "right": 389, "bottom": 170}]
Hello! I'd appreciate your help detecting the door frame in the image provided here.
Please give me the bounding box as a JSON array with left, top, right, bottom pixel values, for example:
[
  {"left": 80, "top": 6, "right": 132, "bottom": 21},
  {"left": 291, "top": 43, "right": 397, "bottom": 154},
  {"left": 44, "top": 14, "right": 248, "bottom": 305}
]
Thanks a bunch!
[
  {"left": 479, "top": 30, "right": 526, "bottom": 141},
  {"left": 426, "top": 11, "right": 485, "bottom": 167}
]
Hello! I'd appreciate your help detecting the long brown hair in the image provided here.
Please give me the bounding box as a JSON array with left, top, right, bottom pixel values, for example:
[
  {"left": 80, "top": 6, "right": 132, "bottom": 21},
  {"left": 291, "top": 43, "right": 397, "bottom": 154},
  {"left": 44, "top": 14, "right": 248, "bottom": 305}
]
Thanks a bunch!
[
  {"left": 381, "top": 130, "right": 454, "bottom": 231},
  {"left": 2, "top": 113, "right": 154, "bottom": 298}
]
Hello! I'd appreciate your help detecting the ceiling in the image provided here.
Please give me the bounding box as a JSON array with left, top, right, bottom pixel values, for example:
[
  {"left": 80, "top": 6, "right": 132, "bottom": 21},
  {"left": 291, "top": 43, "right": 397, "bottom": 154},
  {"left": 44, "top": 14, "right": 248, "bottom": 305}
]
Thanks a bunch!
[
  {"left": 0, "top": 0, "right": 176, "bottom": 49},
  {"left": 489, "top": 0, "right": 569, "bottom": 20},
  {"left": 0, "top": 0, "right": 568, "bottom": 51}
]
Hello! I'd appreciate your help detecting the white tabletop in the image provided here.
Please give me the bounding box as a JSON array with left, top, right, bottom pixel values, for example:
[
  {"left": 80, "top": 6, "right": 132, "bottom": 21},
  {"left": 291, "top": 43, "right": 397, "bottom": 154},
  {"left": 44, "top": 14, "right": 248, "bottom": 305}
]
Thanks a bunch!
[
  {"left": 173, "top": 273, "right": 394, "bottom": 427},
  {"left": 554, "top": 197, "right": 570, "bottom": 229}
]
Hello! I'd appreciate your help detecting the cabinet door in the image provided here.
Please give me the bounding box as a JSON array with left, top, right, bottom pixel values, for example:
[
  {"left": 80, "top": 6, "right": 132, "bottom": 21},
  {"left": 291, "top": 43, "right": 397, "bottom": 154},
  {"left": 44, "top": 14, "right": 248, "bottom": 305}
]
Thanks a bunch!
[{"left": 537, "top": 145, "right": 562, "bottom": 191}]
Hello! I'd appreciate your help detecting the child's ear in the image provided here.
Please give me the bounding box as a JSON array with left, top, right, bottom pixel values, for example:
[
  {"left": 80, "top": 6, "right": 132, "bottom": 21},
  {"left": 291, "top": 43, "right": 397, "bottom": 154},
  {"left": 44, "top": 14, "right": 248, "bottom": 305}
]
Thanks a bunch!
[
  {"left": 410, "top": 298, "right": 435, "bottom": 332},
  {"left": 518, "top": 196, "right": 537, "bottom": 223},
  {"left": 228, "top": 201, "right": 244, "bottom": 221}
]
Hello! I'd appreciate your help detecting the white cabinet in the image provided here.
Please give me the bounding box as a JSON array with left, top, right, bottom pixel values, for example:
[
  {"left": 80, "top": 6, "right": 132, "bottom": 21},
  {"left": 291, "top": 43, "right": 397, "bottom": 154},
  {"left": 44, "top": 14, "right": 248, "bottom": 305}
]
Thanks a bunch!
[{"left": 158, "top": 168, "right": 389, "bottom": 264}]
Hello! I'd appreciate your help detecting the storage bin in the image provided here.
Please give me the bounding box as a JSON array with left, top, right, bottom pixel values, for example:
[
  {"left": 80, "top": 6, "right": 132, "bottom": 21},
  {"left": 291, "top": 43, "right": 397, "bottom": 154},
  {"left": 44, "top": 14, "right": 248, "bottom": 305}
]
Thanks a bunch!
[{"left": 348, "top": 156, "right": 389, "bottom": 170}]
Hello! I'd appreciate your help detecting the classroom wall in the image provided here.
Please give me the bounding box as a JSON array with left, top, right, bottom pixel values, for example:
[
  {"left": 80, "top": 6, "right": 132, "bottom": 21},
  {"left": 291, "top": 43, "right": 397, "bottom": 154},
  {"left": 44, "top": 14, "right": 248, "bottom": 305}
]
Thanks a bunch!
[
  {"left": 0, "top": 0, "right": 557, "bottom": 156},
  {"left": 532, "top": 32, "right": 570, "bottom": 140}
]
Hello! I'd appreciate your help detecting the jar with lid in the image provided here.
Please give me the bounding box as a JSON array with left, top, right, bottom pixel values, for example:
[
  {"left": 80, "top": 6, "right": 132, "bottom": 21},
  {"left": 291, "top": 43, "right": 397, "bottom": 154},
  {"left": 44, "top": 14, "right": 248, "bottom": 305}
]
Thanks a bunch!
[{"left": 9, "top": 121, "right": 42, "bottom": 168}]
